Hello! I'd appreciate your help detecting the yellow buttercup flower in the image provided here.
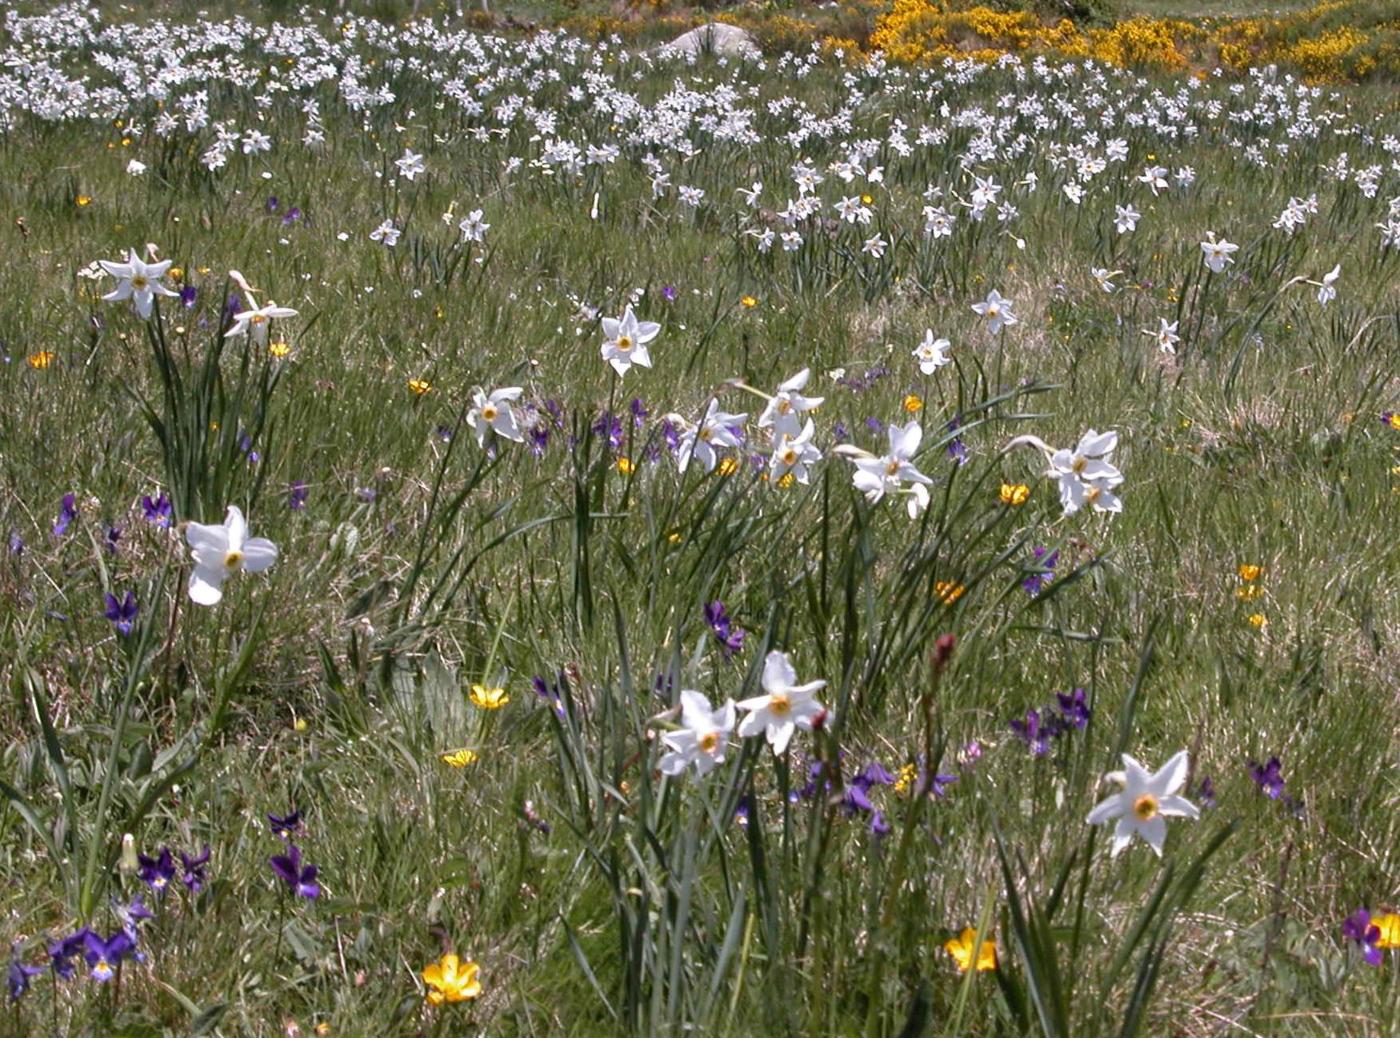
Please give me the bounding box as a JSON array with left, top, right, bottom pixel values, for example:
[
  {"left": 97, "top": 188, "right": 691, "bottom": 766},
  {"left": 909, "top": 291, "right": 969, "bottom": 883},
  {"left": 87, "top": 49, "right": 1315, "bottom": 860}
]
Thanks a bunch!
[
  {"left": 1247, "top": 613, "right": 1267, "bottom": 629},
  {"left": 935, "top": 580, "right": 965, "bottom": 605},
  {"left": 167, "top": 266, "right": 183, "bottom": 281},
  {"left": 861, "top": 193, "right": 873, "bottom": 205},
  {"left": 718, "top": 457, "right": 740, "bottom": 477},
  {"left": 269, "top": 340, "right": 291, "bottom": 359},
  {"left": 75, "top": 195, "right": 92, "bottom": 207},
  {"left": 740, "top": 295, "right": 757, "bottom": 308},
  {"left": 28, "top": 351, "right": 55, "bottom": 370},
  {"left": 616, "top": 457, "right": 634, "bottom": 475},
  {"left": 408, "top": 378, "right": 432, "bottom": 395},
  {"left": 1235, "top": 584, "right": 1263, "bottom": 602},
  {"left": 1373, "top": 913, "right": 1400, "bottom": 949},
  {"left": 1388, "top": 414, "right": 1400, "bottom": 431},
  {"left": 1237, "top": 564, "right": 1265, "bottom": 582},
  {"left": 944, "top": 928, "right": 996, "bottom": 972},
  {"left": 439, "top": 748, "right": 479, "bottom": 768},
  {"left": 469, "top": 684, "right": 509, "bottom": 710},
  {"left": 776, "top": 472, "right": 795, "bottom": 489},
  {"left": 893, "top": 763, "right": 917, "bottom": 795},
  {"left": 903, "top": 394, "right": 923, "bottom": 413},
  {"left": 999, "top": 483, "right": 1030, "bottom": 506},
  {"left": 422, "top": 953, "right": 481, "bottom": 1005}
]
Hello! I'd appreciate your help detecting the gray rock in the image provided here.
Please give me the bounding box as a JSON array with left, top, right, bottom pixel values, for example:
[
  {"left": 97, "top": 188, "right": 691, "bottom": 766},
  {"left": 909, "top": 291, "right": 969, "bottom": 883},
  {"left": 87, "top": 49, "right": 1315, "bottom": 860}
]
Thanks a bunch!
[{"left": 659, "top": 23, "right": 761, "bottom": 61}]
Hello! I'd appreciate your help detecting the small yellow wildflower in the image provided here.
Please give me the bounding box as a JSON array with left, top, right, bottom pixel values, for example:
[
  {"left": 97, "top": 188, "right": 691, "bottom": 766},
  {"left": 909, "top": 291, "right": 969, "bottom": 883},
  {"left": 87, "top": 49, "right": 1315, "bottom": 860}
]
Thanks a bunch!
[
  {"left": 893, "top": 763, "right": 917, "bottom": 795},
  {"left": 617, "top": 457, "right": 634, "bottom": 475},
  {"left": 1235, "top": 585, "right": 1263, "bottom": 602},
  {"left": 439, "top": 748, "right": 479, "bottom": 768},
  {"left": 944, "top": 928, "right": 996, "bottom": 973},
  {"left": 1388, "top": 413, "right": 1400, "bottom": 431},
  {"left": 1237, "top": 564, "right": 1265, "bottom": 582},
  {"left": 860, "top": 193, "right": 873, "bottom": 205},
  {"left": 269, "top": 340, "right": 291, "bottom": 359},
  {"left": 776, "top": 472, "right": 795, "bottom": 489},
  {"left": 740, "top": 295, "right": 757, "bottom": 309},
  {"left": 718, "top": 457, "right": 740, "bottom": 476},
  {"left": 1247, "top": 613, "right": 1267, "bottom": 629},
  {"left": 422, "top": 953, "right": 481, "bottom": 1005},
  {"left": 935, "top": 580, "right": 965, "bottom": 605},
  {"left": 469, "top": 684, "right": 509, "bottom": 710},
  {"left": 75, "top": 195, "right": 92, "bottom": 207},
  {"left": 314, "top": 1025, "right": 331, "bottom": 1036},
  {"left": 1374, "top": 913, "right": 1400, "bottom": 949},
  {"left": 408, "top": 378, "right": 432, "bottom": 395},
  {"left": 28, "top": 351, "right": 55, "bottom": 370},
  {"left": 903, "top": 394, "right": 923, "bottom": 413},
  {"left": 667, "top": 532, "right": 683, "bottom": 544},
  {"left": 293, "top": 718, "right": 308, "bottom": 732},
  {"left": 167, "top": 266, "right": 183, "bottom": 282},
  {"left": 999, "top": 483, "right": 1030, "bottom": 506}
]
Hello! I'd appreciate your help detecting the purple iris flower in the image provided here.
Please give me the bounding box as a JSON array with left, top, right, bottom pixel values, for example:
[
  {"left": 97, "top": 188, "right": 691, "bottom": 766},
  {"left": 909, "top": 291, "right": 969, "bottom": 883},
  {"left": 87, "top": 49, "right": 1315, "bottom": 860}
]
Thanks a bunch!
[
  {"left": 869, "top": 811, "right": 891, "bottom": 836},
  {"left": 179, "top": 284, "right": 198, "bottom": 308},
  {"left": 180, "top": 845, "right": 211, "bottom": 893},
  {"left": 141, "top": 493, "right": 173, "bottom": 528},
  {"left": 629, "top": 398, "right": 649, "bottom": 427},
  {"left": 856, "top": 761, "right": 897, "bottom": 787},
  {"left": 1024, "top": 547, "right": 1058, "bottom": 596},
  {"left": 733, "top": 793, "right": 754, "bottom": 828},
  {"left": 532, "top": 675, "right": 565, "bottom": 716},
  {"left": 104, "top": 591, "right": 138, "bottom": 636},
  {"left": 7, "top": 945, "right": 43, "bottom": 1003},
  {"left": 1197, "top": 776, "right": 1216, "bottom": 809},
  {"left": 266, "top": 196, "right": 280, "bottom": 213},
  {"left": 114, "top": 895, "right": 153, "bottom": 940},
  {"left": 289, "top": 481, "right": 308, "bottom": 510},
  {"left": 592, "top": 413, "right": 624, "bottom": 450},
  {"left": 138, "top": 847, "right": 177, "bottom": 893},
  {"left": 1249, "top": 757, "right": 1286, "bottom": 799},
  {"left": 104, "top": 524, "right": 122, "bottom": 554},
  {"left": 83, "top": 931, "right": 133, "bottom": 982},
  {"left": 269, "top": 844, "right": 320, "bottom": 899},
  {"left": 1343, "top": 909, "right": 1384, "bottom": 966},
  {"left": 1010, "top": 708, "right": 1058, "bottom": 756},
  {"left": 8, "top": 531, "right": 22, "bottom": 556},
  {"left": 48, "top": 931, "right": 90, "bottom": 980},
  {"left": 269, "top": 810, "right": 302, "bottom": 839},
  {"left": 832, "top": 421, "right": 849, "bottom": 443},
  {"left": 704, "top": 600, "right": 746, "bottom": 658},
  {"left": 661, "top": 285, "right": 677, "bottom": 302},
  {"left": 1055, "top": 688, "right": 1090, "bottom": 730},
  {"left": 841, "top": 782, "right": 875, "bottom": 815},
  {"left": 282, "top": 207, "right": 302, "bottom": 226},
  {"left": 864, "top": 416, "right": 884, "bottom": 435},
  {"left": 946, "top": 417, "right": 968, "bottom": 465},
  {"left": 662, "top": 419, "right": 680, "bottom": 451},
  {"left": 53, "top": 493, "right": 77, "bottom": 537},
  {"left": 528, "top": 423, "right": 550, "bottom": 456}
]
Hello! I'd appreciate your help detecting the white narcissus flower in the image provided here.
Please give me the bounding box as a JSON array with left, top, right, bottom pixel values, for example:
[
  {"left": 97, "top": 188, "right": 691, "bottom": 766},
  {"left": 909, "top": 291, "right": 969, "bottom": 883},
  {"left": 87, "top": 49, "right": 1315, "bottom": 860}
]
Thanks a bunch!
[
  {"left": 600, "top": 305, "right": 660, "bottom": 377},
  {"left": 1047, "top": 429, "right": 1123, "bottom": 515},
  {"left": 913, "top": 330, "right": 952, "bottom": 374},
  {"left": 670, "top": 399, "right": 748, "bottom": 474},
  {"left": 185, "top": 506, "right": 278, "bottom": 605},
  {"left": 1086, "top": 750, "right": 1199, "bottom": 857},
  {"left": 1114, "top": 204, "right": 1141, "bottom": 234},
  {"left": 770, "top": 419, "right": 821, "bottom": 485},
  {"left": 1145, "top": 318, "right": 1180, "bottom": 354},
  {"left": 395, "top": 148, "right": 426, "bottom": 181},
  {"left": 370, "top": 220, "right": 401, "bottom": 247},
  {"left": 757, "top": 369, "right": 823, "bottom": 439},
  {"left": 737, "top": 651, "right": 828, "bottom": 755},
  {"left": 1317, "top": 264, "right": 1340, "bottom": 306},
  {"left": 972, "top": 289, "right": 1018, "bottom": 333},
  {"left": 458, "top": 209, "right": 489, "bottom": 243},
  {"left": 226, "top": 302, "right": 298, "bottom": 345},
  {"left": 99, "top": 248, "right": 178, "bottom": 320},
  {"left": 1200, "top": 233, "right": 1238, "bottom": 273},
  {"left": 835, "top": 421, "right": 934, "bottom": 505},
  {"left": 658, "top": 690, "right": 736, "bottom": 778},
  {"left": 466, "top": 387, "right": 525, "bottom": 447}
]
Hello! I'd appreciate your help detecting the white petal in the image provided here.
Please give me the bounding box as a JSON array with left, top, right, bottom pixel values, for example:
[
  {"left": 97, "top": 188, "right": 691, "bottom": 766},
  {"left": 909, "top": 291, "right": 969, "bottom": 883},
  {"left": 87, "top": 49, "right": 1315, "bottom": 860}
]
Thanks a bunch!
[
  {"left": 768, "top": 719, "right": 796, "bottom": 755},
  {"left": 1087, "top": 794, "right": 1125, "bottom": 826},
  {"left": 223, "top": 507, "right": 247, "bottom": 551},
  {"left": 762, "top": 651, "right": 797, "bottom": 694},
  {"left": 186, "top": 522, "right": 229, "bottom": 554},
  {"left": 241, "top": 538, "right": 279, "bottom": 573},
  {"left": 188, "top": 567, "right": 225, "bottom": 606},
  {"left": 1156, "top": 794, "right": 1199, "bottom": 820},
  {"left": 1148, "top": 751, "right": 1190, "bottom": 797}
]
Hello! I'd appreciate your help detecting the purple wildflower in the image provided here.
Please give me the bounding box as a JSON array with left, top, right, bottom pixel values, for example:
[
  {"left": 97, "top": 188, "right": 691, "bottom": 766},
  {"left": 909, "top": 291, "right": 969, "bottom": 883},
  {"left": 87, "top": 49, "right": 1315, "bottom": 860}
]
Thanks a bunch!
[
  {"left": 113, "top": 896, "right": 153, "bottom": 942},
  {"left": 1343, "top": 909, "right": 1384, "bottom": 966},
  {"left": 83, "top": 931, "right": 133, "bottom": 982},
  {"left": 138, "top": 847, "right": 177, "bottom": 894},
  {"left": 7, "top": 945, "right": 42, "bottom": 1003},
  {"left": 661, "top": 285, "right": 677, "bottom": 302},
  {"left": 289, "top": 481, "right": 308, "bottom": 510},
  {"left": 48, "top": 931, "right": 90, "bottom": 980},
  {"left": 592, "top": 413, "right": 624, "bottom": 451},
  {"left": 1197, "top": 776, "right": 1216, "bottom": 809},
  {"left": 1010, "top": 708, "right": 1058, "bottom": 756},
  {"left": 141, "top": 493, "right": 173, "bottom": 528},
  {"left": 528, "top": 423, "right": 550, "bottom": 456},
  {"left": 704, "top": 600, "right": 746, "bottom": 658},
  {"left": 946, "top": 417, "right": 968, "bottom": 465},
  {"left": 532, "top": 675, "right": 565, "bottom": 716},
  {"left": 104, "top": 591, "right": 138, "bottom": 637},
  {"left": 662, "top": 419, "right": 680, "bottom": 451},
  {"left": 53, "top": 493, "right": 77, "bottom": 537},
  {"left": 180, "top": 845, "right": 211, "bottom": 893},
  {"left": 8, "top": 531, "right": 22, "bottom": 556},
  {"left": 269, "top": 844, "right": 320, "bottom": 899},
  {"left": 1023, "top": 547, "right": 1058, "bottom": 596},
  {"left": 629, "top": 398, "right": 649, "bottom": 427},
  {"left": 282, "top": 207, "right": 302, "bottom": 226},
  {"left": 1055, "top": 688, "right": 1090, "bottom": 730},
  {"left": 266, "top": 196, "right": 280, "bottom": 213},
  {"left": 268, "top": 810, "right": 301, "bottom": 839},
  {"left": 864, "top": 416, "right": 885, "bottom": 435},
  {"left": 179, "top": 284, "right": 198, "bottom": 308},
  {"left": 1249, "top": 757, "right": 1286, "bottom": 800},
  {"left": 832, "top": 421, "right": 849, "bottom": 443}
]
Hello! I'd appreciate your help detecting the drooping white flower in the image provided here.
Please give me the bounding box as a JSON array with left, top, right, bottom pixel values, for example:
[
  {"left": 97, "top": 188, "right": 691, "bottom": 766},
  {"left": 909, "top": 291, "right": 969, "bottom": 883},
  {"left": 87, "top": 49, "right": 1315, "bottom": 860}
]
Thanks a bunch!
[
  {"left": 1086, "top": 751, "right": 1199, "bottom": 857},
  {"left": 225, "top": 301, "right": 298, "bottom": 344},
  {"left": 756, "top": 369, "right": 823, "bottom": 439},
  {"left": 1047, "top": 430, "right": 1123, "bottom": 515},
  {"left": 1316, "top": 264, "right": 1340, "bottom": 306},
  {"left": 1091, "top": 268, "right": 1118, "bottom": 294},
  {"left": 736, "top": 651, "right": 828, "bottom": 756},
  {"left": 972, "top": 289, "right": 1018, "bottom": 333},
  {"left": 599, "top": 305, "right": 660, "bottom": 377},
  {"left": 98, "top": 248, "right": 178, "bottom": 320},
  {"left": 658, "top": 690, "right": 736, "bottom": 778},
  {"left": 913, "top": 330, "right": 952, "bottom": 375},
  {"left": 185, "top": 506, "right": 278, "bottom": 606},
  {"left": 770, "top": 419, "right": 821, "bottom": 485},
  {"left": 466, "top": 387, "right": 525, "bottom": 447}
]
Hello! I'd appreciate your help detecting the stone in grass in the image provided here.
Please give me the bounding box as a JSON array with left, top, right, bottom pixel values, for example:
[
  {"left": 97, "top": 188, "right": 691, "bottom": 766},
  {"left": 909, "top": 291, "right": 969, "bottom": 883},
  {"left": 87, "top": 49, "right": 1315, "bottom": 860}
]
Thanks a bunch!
[{"left": 660, "top": 23, "right": 762, "bottom": 61}]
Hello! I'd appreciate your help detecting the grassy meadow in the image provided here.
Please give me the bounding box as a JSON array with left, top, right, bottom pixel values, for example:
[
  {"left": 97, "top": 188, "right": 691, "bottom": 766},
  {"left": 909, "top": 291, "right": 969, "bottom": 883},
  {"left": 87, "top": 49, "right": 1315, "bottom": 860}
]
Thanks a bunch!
[{"left": 1, "top": 4, "right": 1399, "bottom": 1036}]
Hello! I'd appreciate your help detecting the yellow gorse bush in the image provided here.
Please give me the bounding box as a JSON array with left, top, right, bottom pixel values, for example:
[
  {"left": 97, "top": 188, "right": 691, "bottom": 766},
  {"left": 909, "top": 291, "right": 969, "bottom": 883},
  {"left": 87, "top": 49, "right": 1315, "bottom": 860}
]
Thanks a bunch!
[{"left": 862, "top": 0, "right": 1398, "bottom": 82}]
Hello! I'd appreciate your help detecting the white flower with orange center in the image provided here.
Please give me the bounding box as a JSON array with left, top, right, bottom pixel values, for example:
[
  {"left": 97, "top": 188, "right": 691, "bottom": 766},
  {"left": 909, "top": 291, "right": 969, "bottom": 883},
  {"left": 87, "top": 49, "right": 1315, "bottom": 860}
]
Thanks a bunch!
[
  {"left": 1086, "top": 750, "right": 1199, "bottom": 857},
  {"left": 600, "top": 304, "right": 660, "bottom": 377},
  {"left": 185, "top": 505, "right": 279, "bottom": 605},
  {"left": 737, "top": 651, "right": 828, "bottom": 756},
  {"left": 466, "top": 386, "right": 525, "bottom": 448},
  {"left": 658, "top": 690, "right": 736, "bottom": 778}
]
